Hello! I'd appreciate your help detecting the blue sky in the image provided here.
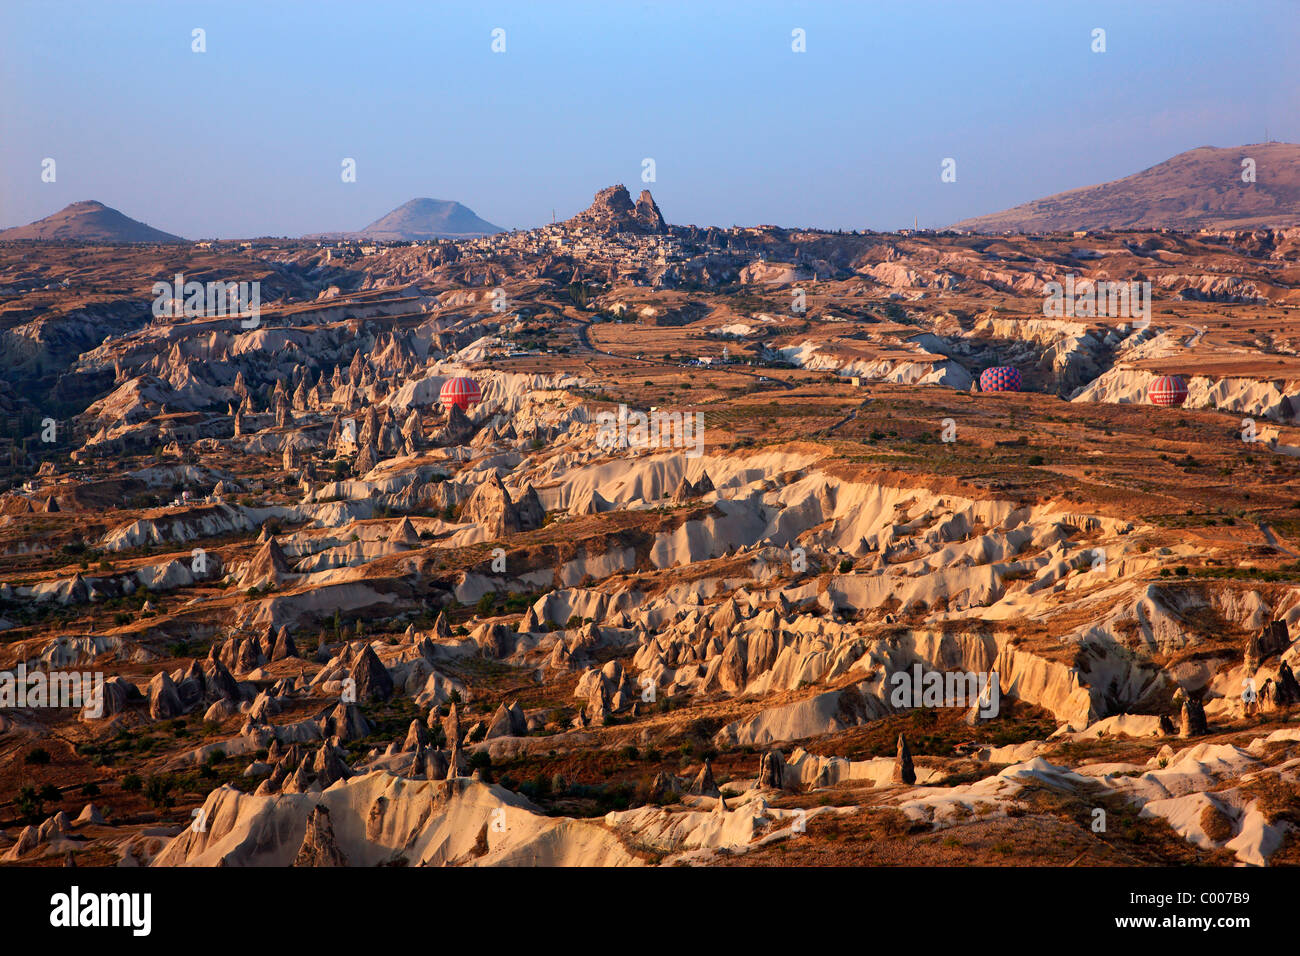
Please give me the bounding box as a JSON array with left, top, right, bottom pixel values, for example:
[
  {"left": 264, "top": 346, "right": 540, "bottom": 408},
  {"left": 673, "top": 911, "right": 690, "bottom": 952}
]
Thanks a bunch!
[{"left": 1, "top": 0, "right": 1296, "bottom": 237}]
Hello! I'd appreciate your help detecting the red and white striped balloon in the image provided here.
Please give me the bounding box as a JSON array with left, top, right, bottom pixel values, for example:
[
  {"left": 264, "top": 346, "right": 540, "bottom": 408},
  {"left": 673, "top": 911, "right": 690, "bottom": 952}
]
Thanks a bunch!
[
  {"left": 1148, "top": 375, "right": 1188, "bottom": 407},
  {"left": 439, "top": 376, "right": 481, "bottom": 411}
]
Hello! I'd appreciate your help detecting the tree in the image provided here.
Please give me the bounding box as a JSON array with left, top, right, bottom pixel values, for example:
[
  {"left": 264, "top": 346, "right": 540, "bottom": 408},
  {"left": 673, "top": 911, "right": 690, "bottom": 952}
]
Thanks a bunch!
[
  {"left": 17, "top": 787, "right": 46, "bottom": 823},
  {"left": 144, "top": 775, "right": 175, "bottom": 809}
]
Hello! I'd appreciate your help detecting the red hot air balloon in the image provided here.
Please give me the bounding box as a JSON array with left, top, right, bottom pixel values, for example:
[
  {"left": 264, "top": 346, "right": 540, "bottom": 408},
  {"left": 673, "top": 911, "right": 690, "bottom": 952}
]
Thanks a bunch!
[
  {"left": 1148, "top": 375, "right": 1188, "bottom": 407},
  {"left": 439, "top": 376, "right": 481, "bottom": 411},
  {"left": 978, "top": 366, "right": 1022, "bottom": 392}
]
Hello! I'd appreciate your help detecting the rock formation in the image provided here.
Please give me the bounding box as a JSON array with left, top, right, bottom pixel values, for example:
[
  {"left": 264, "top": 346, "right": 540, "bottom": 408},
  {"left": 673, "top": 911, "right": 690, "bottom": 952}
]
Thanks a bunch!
[
  {"left": 565, "top": 185, "right": 669, "bottom": 235},
  {"left": 756, "top": 750, "right": 787, "bottom": 790},
  {"left": 349, "top": 644, "right": 394, "bottom": 702},
  {"left": 462, "top": 473, "right": 521, "bottom": 537},
  {"left": 148, "top": 671, "right": 184, "bottom": 719},
  {"left": 1180, "top": 697, "right": 1208, "bottom": 737},
  {"left": 688, "top": 759, "right": 720, "bottom": 797},
  {"left": 272, "top": 626, "right": 299, "bottom": 660},
  {"left": 292, "top": 805, "right": 348, "bottom": 867},
  {"left": 894, "top": 733, "right": 916, "bottom": 785}
]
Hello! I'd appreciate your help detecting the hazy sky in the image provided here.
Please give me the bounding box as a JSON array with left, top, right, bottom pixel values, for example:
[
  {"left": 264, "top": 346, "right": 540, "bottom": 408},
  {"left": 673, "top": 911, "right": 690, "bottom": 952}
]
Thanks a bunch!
[{"left": 2, "top": 0, "right": 1296, "bottom": 238}]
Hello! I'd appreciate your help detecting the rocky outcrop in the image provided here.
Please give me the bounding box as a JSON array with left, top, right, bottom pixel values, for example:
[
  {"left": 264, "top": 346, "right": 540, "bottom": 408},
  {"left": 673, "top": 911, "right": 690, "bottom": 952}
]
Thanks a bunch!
[
  {"left": 74, "top": 803, "right": 105, "bottom": 826},
  {"left": 271, "top": 626, "right": 299, "bottom": 660},
  {"left": 203, "top": 659, "right": 241, "bottom": 703},
  {"left": 148, "top": 671, "right": 184, "bottom": 720},
  {"left": 292, "top": 805, "right": 348, "bottom": 867},
  {"left": 687, "top": 759, "right": 720, "bottom": 797},
  {"left": 241, "top": 538, "right": 293, "bottom": 590},
  {"left": 401, "top": 719, "right": 430, "bottom": 752},
  {"left": 424, "top": 748, "right": 449, "bottom": 781},
  {"left": 445, "top": 703, "right": 465, "bottom": 778},
  {"left": 647, "top": 772, "right": 680, "bottom": 804},
  {"left": 462, "top": 473, "right": 521, "bottom": 538},
  {"left": 1180, "top": 697, "right": 1208, "bottom": 737},
  {"left": 313, "top": 742, "right": 352, "bottom": 788},
  {"left": 158, "top": 772, "right": 641, "bottom": 866},
  {"left": 565, "top": 185, "right": 668, "bottom": 235},
  {"left": 755, "top": 751, "right": 788, "bottom": 790},
  {"left": 320, "top": 702, "right": 371, "bottom": 742},
  {"left": 473, "top": 621, "right": 516, "bottom": 659},
  {"left": 671, "top": 472, "right": 715, "bottom": 504},
  {"left": 485, "top": 700, "right": 528, "bottom": 739},
  {"left": 633, "top": 190, "right": 667, "bottom": 233},
  {"left": 389, "top": 517, "right": 420, "bottom": 547},
  {"left": 430, "top": 403, "right": 474, "bottom": 446},
  {"left": 354, "top": 442, "right": 380, "bottom": 476},
  {"left": 1247, "top": 620, "right": 1291, "bottom": 671},
  {"left": 349, "top": 644, "right": 394, "bottom": 702},
  {"left": 515, "top": 484, "right": 546, "bottom": 532},
  {"left": 518, "top": 605, "right": 542, "bottom": 634},
  {"left": 894, "top": 734, "right": 916, "bottom": 785},
  {"left": 1270, "top": 661, "right": 1300, "bottom": 707}
]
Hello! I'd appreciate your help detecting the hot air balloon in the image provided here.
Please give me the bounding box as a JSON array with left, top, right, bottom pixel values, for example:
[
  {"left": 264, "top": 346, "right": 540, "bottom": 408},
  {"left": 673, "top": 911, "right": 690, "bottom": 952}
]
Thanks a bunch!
[
  {"left": 439, "top": 376, "right": 481, "bottom": 411},
  {"left": 978, "top": 366, "right": 1022, "bottom": 392},
  {"left": 1148, "top": 375, "right": 1188, "bottom": 407}
]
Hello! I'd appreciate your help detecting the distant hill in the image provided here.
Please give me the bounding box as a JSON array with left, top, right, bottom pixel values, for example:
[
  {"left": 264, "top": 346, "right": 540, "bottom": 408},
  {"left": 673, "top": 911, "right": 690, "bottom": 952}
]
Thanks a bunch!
[
  {"left": 309, "top": 198, "right": 503, "bottom": 241},
  {"left": 950, "top": 143, "right": 1300, "bottom": 233},
  {"left": 0, "top": 200, "right": 185, "bottom": 242}
]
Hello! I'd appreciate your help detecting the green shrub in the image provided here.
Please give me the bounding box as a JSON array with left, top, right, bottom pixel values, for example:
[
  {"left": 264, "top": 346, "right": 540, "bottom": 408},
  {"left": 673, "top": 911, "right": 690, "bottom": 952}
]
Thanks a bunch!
[
  {"left": 16, "top": 786, "right": 45, "bottom": 823},
  {"left": 144, "top": 775, "right": 175, "bottom": 809}
]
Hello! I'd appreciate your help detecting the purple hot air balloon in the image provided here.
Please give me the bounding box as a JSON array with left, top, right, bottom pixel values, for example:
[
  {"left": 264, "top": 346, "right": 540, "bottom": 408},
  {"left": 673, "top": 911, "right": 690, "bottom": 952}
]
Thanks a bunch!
[{"left": 979, "top": 366, "right": 1022, "bottom": 392}]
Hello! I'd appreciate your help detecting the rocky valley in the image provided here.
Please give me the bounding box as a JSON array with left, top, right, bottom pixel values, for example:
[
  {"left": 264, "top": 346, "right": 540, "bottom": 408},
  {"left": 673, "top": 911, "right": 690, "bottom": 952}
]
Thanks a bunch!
[{"left": 1, "top": 182, "right": 1299, "bottom": 875}]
